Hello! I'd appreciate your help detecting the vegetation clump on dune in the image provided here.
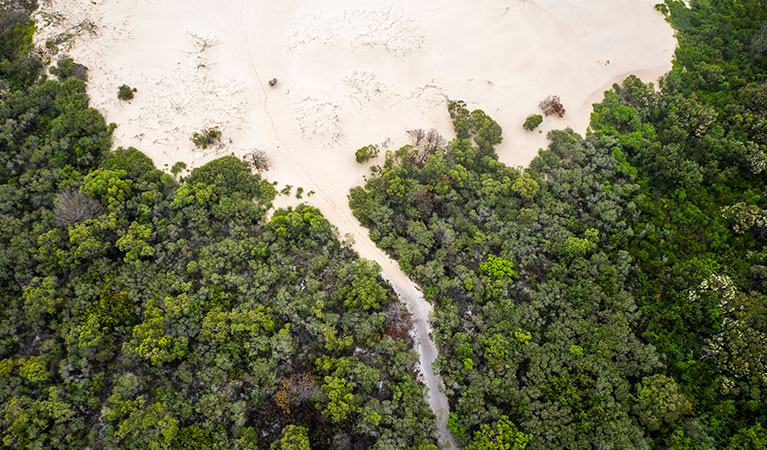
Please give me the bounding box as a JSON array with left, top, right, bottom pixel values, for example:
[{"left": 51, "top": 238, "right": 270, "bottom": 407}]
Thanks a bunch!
[
  {"left": 538, "top": 95, "right": 565, "bottom": 118},
  {"left": 117, "top": 83, "right": 135, "bottom": 101},
  {"left": 191, "top": 126, "right": 223, "bottom": 149},
  {"left": 522, "top": 114, "right": 543, "bottom": 131}
]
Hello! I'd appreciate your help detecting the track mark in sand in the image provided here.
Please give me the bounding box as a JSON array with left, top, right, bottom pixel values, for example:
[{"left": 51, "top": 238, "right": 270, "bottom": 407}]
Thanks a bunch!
[{"left": 236, "top": 2, "right": 358, "bottom": 237}]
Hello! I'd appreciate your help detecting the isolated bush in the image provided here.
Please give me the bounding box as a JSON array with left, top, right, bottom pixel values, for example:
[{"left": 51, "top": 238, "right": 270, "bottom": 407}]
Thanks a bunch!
[
  {"left": 539, "top": 95, "right": 566, "bottom": 118},
  {"left": 244, "top": 149, "right": 271, "bottom": 172},
  {"left": 54, "top": 190, "right": 104, "bottom": 227},
  {"left": 191, "top": 127, "right": 222, "bottom": 149},
  {"left": 117, "top": 84, "right": 135, "bottom": 101},
  {"left": 523, "top": 114, "right": 543, "bottom": 131},
  {"left": 355, "top": 144, "right": 379, "bottom": 163}
]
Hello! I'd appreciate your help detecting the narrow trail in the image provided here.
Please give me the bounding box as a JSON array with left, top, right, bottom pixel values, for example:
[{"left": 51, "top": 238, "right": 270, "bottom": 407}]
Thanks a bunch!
[{"left": 238, "top": 3, "right": 457, "bottom": 448}]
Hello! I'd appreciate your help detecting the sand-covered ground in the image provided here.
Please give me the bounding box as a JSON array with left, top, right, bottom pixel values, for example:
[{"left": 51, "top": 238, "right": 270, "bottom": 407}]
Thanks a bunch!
[
  {"left": 34, "top": 0, "right": 676, "bottom": 446},
  {"left": 35, "top": 0, "right": 675, "bottom": 193}
]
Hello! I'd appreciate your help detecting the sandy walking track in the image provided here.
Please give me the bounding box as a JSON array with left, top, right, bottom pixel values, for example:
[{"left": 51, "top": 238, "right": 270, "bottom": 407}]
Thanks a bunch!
[{"left": 35, "top": 0, "right": 676, "bottom": 447}]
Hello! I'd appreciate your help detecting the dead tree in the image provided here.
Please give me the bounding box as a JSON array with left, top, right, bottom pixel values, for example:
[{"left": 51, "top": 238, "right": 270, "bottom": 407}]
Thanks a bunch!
[
  {"left": 411, "top": 128, "right": 447, "bottom": 168},
  {"left": 424, "top": 128, "right": 447, "bottom": 153},
  {"left": 407, "top": 128, "right": 426, "bottom": 147},
  {"left": 54, "top": 191, "right": 104, "bottom": 227},
  {"left": 243, "top": 149, "right": 271, "bottom": 172},
  {"left": 539, "top": 95, "right": 566, "bottom": 118}
]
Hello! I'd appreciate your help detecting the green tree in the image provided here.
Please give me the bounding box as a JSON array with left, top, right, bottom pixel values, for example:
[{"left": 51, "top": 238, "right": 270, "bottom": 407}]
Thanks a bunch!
[
  {"left": 320, "top": 376, "right": 356, "bottom": 423},
  {"left": 636, "top": 375, "right": 691, "bottom": 432},
  {"left": 271, "top": 425, "right": 311, "bottom": 450},
  {"left": 468, "top": 416, "right": 531, "bottom": 450},
  {"left": 118, "top": 84, "right": 135, "bottom": 101},
  {"left": 522, "top": 114, "right": 543, "bottom": 131},
  {"left": 726, "top": 424, "right": 767, "bottom": 450}
]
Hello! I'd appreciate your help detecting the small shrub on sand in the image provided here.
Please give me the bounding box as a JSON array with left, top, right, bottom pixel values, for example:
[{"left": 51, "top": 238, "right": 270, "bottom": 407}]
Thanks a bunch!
[
  {"left": 191, "top": 127, "right": 222, "bottom": 149},
  {"left": 523, "top": 114, "right": 543, "bottom": 131},
  {"left": 118, "top": 84, "right": 136, "bottom": 101},
  {"left": 355, "top": 144, "right": 380, "bottom": 163},
  {"left": 539, "top": 95, "right": 566, "bottom": 118}
]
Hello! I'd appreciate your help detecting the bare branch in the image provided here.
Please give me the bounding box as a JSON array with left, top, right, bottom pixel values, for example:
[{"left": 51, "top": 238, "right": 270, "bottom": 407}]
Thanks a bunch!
[
  {"left": 243, "top": 149, "right": 271, "bottom": 172},
  {"left": 539, "top": 95, "right": 566, "bottom": 118}
]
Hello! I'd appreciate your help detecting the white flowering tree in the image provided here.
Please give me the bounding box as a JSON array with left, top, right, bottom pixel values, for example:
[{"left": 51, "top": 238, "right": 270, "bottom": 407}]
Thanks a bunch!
[{"left": 692, "top": 275, "right": 767, "bottom": 395}]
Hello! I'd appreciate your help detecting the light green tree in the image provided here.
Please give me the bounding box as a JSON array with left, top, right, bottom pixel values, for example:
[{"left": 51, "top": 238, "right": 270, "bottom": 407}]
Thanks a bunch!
[
  {"left": 271, "top": 425, "right": 311, "bottom": 450},
  {"left": 468, "top": 416, "right": 531, "bottom": 450}
]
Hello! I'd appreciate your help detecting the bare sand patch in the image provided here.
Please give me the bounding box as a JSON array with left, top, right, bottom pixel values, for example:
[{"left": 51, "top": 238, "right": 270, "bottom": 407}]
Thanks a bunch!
[{"left": 35, "top": 0, "right": 675, "bottom": 177}]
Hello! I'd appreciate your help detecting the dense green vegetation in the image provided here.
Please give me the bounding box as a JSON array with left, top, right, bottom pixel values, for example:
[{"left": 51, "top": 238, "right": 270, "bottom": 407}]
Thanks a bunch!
[
  {"left": 0, "top": 3, "right": 439, "bottom": 448},
  {"left": 350, "top": 0, "right": 767, "bottom": 448},
  {"left": 522, "top": 115, "right": 542, "bottom": 132}
]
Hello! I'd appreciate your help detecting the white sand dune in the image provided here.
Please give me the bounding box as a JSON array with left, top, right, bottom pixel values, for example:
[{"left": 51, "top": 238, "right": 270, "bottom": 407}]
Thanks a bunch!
[{"left": 35, "top": 0, "right": 675, "bottom": 447}]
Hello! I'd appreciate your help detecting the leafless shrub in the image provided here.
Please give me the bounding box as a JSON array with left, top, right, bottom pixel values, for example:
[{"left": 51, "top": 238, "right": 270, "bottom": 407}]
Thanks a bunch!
[
  {"left": 243, "top": 149, "right": 271, "bottom": 173},
  {"left": 54, "top": 191, "right": 104, "bottom": 227},
  {"left": 424, "top": 128, "right": 447, "bottom": 153},
  {"left": 539, "top": 95, "right": 566, "bottom": 118},
  {"left": 274, "top": 372, "right": 318, "bottom": 414},
  {"left": 187, "top": 32, "right": 219, "bottom": 53},
  {"left": 407, "top": 128, "right": 426, "bottom": 147},
  {"left": 408, "top": 128, "right": 447, "bottom": 168},
  {"left": 285, "top": 373, "right": 317, "bottom": 402}
]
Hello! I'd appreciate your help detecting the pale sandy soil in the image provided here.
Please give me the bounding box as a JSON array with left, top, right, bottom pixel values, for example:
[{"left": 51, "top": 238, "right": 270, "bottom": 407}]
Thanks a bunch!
[{"left": 34, "top": 0, "right": 675, "bottom": 447}]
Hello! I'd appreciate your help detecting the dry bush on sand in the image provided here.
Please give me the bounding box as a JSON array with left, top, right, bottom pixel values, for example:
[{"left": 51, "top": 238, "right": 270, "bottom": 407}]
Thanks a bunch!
[
  {"left": 539, "top": 95, "right": 566, "bottom": 118},
  {"left": 243, "top": 149, "right": 271, "bottom": 172}
]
